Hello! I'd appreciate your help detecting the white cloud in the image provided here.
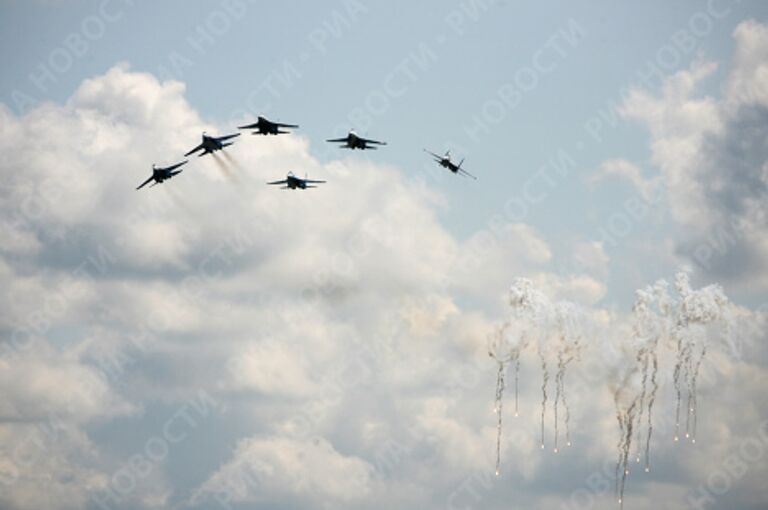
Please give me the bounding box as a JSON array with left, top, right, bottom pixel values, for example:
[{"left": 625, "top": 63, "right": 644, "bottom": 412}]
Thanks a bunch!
[
  {"left": 0, "top": 58, "right": 765, "bottom": 510},
  {"left": 601, "top": 21, "right": 768, "bottom": 294},
  {"left": 727, "top": 19, "right": 768, "bottom": 107},
  {"left": 0, "top": 63, "right": 587, "bottom": 510},
  {"left": 571, "top": 241, "right": 610, "bottom": 279},
  {"left": 589, "top": 159, "right": 661, "bottom": 203},
  {"left": 192, "top": 436, "right": 373, "bottom": 508}
]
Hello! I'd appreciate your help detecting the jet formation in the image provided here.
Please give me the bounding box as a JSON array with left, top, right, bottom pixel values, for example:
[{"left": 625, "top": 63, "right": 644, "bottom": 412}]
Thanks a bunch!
[
  {"left": 326, "top": 130, "right": 387, "bottom": 150},
  {"left": 238, "top": 115, "right": 299, "bottom": 135},
  {"left": 136, "top": 160, "right": 188, "bottom": 190},
  {"left": 423, "top": 149, "right": 477, "bottom": 179},
  {"left": 184, "top": 132, "right": 241, "bottom": 157},
  {"left": 267, "top": 172, "right": 326, "bottom": 190},
  {"left": 138, "top": 116, "right": 475, "bottom": 190}
]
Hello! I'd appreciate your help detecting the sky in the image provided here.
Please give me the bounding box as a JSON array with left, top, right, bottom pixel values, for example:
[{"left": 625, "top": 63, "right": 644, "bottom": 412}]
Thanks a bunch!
[{"left": 0, "top": 1, "right": 767, "bottom": 510}]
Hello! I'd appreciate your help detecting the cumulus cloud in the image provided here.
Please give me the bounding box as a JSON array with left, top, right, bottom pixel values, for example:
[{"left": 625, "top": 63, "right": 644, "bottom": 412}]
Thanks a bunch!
[
  {"left": 0, "top": 63, "right": 607, "bottom": 510},
  {"left": 611, "top": 21, "right": 768, "bottom": 293},
  {"left": 0, "top": 57, "right": 765, "bottom": 510},
  {"left": 589, "top": 159, "right": 661, "bottom": 203},
  {"left": 192, "top": 436, "right": 373, "bottom": 508}
]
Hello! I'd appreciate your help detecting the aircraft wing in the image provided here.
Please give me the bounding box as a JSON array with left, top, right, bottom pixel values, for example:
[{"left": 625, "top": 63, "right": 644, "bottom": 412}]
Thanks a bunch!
[
  {"left": 326, "top": 137, "right": 348, "bottom": 143},
  {"left": 423, "top": 149, "right": 442, "bottom": 160},
  {"left": 267, "top": 179, "right": 288, "bottom": 185},
  {"left": 164, "top": 160, "right": 188, "bottom": 172},
  {"left": 237, "top": 122, "right": 259, "bottom": 130},
  {"left": 362, "top": 137, "right": 386, "bottom": 145},
  {"left": 304, "top": 179, "right": 326, "bottom": 184},
  {"left": 184, "top": 143, "right": 204, "bottom": 157},
  {"left": 217, "top": 133, "right": 241, "bottom": 142},
  {"left": 136, "top": 176, "right": 154, "bottom": 190},
  {"left": 276, "top": 122, "right": 299, "bottom": 128},
  {"left": 459, "top": 168, "right": 477, "bottom": 180}
]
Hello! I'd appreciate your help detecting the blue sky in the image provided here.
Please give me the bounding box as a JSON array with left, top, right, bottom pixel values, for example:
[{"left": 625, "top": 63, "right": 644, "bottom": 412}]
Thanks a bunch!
[{"left": 1, "top": 2, "right": 768, "bottom": 510}]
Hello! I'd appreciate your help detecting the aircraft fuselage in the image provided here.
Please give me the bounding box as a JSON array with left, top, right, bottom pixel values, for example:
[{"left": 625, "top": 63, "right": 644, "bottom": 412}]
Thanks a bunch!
[
  {"left": 444, "top": 160, "right": 460, "bottom": 172},
  {"left": 259, "top": 118, "right": 280, "bottom": 135},
  {"left": 285, "top": 176, "right": 306, "bottom": 189},
  {"left": 153, "top": 170, "right": 172, "bottom": 183},
  {"left": 202, "top": 135, "right": 223, "bottom": 151},
  {"left": 347, "top": 133, "right": 366, "bottom": 149}
]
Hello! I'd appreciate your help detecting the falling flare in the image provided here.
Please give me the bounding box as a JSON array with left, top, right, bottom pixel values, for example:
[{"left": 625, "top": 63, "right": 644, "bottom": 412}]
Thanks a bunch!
[
  {"left": 614, "top": 386, "right": 640, "bottom": 509},
  {"left": 493, "top": 360, "right": 506, "bottom": 476},
  {"left": 540, "top": 354, "right": 549, "bottom": 449},
  {"left": 485, "top": 273, "right": 733, "bottom": 509},
  {"left": 488, "top": 323, "right": 519, "bottom": 477},
  {"left": 644, "top": 351, "right": 659, "bottom": 472},
  {"left": 514, "top": 358, "right": 520, "bottom": 417}
]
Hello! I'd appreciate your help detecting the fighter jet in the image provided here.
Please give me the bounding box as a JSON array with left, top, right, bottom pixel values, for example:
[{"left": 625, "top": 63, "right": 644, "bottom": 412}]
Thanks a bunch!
[
  {"left": 326, "top": 130, "right": 387, "bottom": 150},
  {"left": 184, "top": 132, "right": 241, "bottom": 157},
  {"left": 267, "top": 171, "right": 326, "bottom": 190},
  {"left": 136, "top": 160, "right": 188, "bottom": 190},
  {"left": 238, "top": 115, "right": 299, "bottom": 135},
  {"left": 424, "top": 149, "right": 477, "bottom": 179}
]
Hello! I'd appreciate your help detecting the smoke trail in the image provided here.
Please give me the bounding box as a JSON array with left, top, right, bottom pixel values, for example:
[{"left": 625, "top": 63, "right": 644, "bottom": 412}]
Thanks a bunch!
[
  {"left": 514, "top": 357, "right": 520, "bottom": 417},
  {"left": 222, "top": 150, "right": 247, "bottom": 176},
  {"left": 689, "top": 342, "right": 707, "bottom": 442},
  {"left": 488, "top": 323, "right": 515, "bottom": 476},
  {"left": 560, "top": 374, "right": 571, "bottom": 446},
  {"left": 614, "top": 386, "right": 640, "bottom": 509},
  {"left": 614, "top": 398, "right": 625, "bottom": 498},
  {"left": 211, "top": 153, "right": 235, "bottom": 179},
  {"left": 553, "top": 348, "right": 576, "bottom": 452},
  {"left": 221, "top": 150, "right": 235, "bottom": 164},
  {"left": 554, "top": 351, "right": 562, "bottom": 452},
  {"left": 644, "top": 351, "right": 659, "bottom": 471},
  {"left": 494, "top": 361, "right": 505, "bottom": 476},
  {"left": 672, "top": 328, "right": 685, "bottom": 442},
  {"left": 684, "top": 345, "right": 694, "bottom": 440},
  {"left": 164, "top": 183, "right": 196, "bottom": 216},
  {"left": 540, "top": 353, "right": 548, "bottom": 449},
  {"left": 618, "top": 398, "right": 638, "bottom": 508},
  {"left": 561, "top": 360, "right": 572, "bottom": 447},
  {"left": 221, "top": 150, "right": 248, "bottom": 181},
  {"left": 633, "top": 349, "right": 649, "bottom": 463}
]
